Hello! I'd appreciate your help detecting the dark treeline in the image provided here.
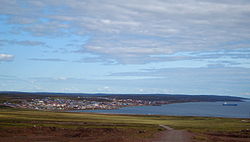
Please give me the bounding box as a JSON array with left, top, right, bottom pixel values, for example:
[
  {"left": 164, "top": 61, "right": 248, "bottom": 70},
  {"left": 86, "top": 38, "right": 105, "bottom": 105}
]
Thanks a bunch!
[{"left": 105, "top": 94, "right": 245, "bottom": 102}]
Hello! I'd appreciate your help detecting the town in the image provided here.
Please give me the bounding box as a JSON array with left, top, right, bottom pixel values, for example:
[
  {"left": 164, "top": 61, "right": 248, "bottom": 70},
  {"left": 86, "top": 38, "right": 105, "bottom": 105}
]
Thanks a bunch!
[
  {"left": 1, "top": 92, "right": 244, "bottom": 111},
  {"left": 2, "top": 96, "right": 168, "bottom": 111}
]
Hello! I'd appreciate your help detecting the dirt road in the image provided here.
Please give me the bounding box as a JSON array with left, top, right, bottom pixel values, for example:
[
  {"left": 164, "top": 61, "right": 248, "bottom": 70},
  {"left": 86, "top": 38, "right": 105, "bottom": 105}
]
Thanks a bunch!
[{"left": 151, "top": 125, "right": 192, "bottom": 142}]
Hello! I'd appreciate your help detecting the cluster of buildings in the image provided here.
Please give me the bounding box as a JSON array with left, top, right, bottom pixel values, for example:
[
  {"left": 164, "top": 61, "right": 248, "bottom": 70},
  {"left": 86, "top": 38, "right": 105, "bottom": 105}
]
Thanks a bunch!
[{"left": 3, "top": 97, "right": 164, "bottom": 111}]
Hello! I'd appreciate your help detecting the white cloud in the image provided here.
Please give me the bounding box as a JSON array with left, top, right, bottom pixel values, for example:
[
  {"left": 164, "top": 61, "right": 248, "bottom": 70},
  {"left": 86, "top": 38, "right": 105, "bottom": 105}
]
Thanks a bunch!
[
  {"left": 100, "top": 19, "right": 140, "bottom": 26},
  {"left": 1, "top": 0, "right": 250, "bottom": 64},
  {"left": 0, "top": 39, "right": 46, "bottom": 46},
  {"left": 0, "top": 54, "right": 14, "bottom": 62},
  {"left": 55, "top": 77, "right": 68, "bottom": 81},
  {"left": 85, "top": 46, "right": 173, "bottom": 55}
]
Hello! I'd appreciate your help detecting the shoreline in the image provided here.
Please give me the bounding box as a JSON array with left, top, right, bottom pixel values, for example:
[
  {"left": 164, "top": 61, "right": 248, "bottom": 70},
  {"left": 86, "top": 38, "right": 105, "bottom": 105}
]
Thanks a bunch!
[{"left": 66, "top": 101, "right": 250, "bottom": 119}]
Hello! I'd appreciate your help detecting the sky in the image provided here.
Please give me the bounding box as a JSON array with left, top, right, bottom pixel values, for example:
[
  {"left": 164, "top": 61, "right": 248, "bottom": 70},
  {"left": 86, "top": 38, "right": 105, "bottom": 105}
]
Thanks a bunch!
[{"left": 0, "top": 0, "right": 250, "bottom": 97}]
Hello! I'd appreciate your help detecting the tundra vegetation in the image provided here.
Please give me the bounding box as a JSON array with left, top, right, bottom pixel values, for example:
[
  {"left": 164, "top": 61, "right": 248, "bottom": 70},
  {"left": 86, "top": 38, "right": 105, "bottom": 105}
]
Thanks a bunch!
[{"left": 0, "top": 106, "right": 249, "bottom": 142}]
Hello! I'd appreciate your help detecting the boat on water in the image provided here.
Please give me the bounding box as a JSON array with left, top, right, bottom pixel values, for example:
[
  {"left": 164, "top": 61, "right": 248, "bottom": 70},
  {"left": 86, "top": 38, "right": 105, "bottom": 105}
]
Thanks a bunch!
[{"left": 222, "top": 102, "right": 238, "bottom": 106}]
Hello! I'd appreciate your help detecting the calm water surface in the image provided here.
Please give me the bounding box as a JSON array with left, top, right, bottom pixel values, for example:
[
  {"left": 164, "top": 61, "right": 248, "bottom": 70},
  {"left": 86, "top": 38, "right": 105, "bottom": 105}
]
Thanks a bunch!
[{"left": 71, "top": 101, "right": 250, "bottom": 118}]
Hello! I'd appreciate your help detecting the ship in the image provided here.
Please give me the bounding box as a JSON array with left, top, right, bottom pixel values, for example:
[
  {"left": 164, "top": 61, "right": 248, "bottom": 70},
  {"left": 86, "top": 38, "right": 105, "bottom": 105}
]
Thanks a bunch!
[{"left": 222, "top": 102, "right": 238, "bottom": 106}]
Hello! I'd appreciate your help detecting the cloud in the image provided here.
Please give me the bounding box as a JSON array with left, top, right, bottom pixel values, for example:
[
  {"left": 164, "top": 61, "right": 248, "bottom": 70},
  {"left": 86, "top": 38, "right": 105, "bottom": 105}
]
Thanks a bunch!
[
  {"left": 0, "top": 75, "right": 44, "bottom": 92},
  {"left": 0, "top": 54, "right": 14, "bottom": 62},
  {"left": 109, "top": 67, "right": 250, "bottom": 82},
  {"left": 29, "top": 58, "right": 67, "bottom": 62},
  {"left": 74, "top": 57, "right": 116, "bottom": 64},
  {"left": 207, "top": 60, "right": 241, "bottom": 68},
  {"left": 76, "top": 48, "right": 250, "bottom": 64},
  {"left": 242, "top": 92, "right": 250, "bottom": 96},
  {"left": 1, "top": 0, "right": 250, "bottom": 64},
  {"left": 0, "top": 39, "right": 46, "bottom": 46},
  {"left": 108, "top": 67, "right": 250, "bottom": 94},
  {"left": 28, "top": 66, "right": 250, "bottom": 95},
  {"left": 7, "top": 16, "right": 37, "bottom": 24}
]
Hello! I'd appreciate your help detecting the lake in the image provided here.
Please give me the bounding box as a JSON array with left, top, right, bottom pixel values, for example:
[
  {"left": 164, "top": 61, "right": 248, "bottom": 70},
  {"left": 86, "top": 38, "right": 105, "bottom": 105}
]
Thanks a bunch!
[{"left": 71, "top": 101, "right": 250, "bottom": 118}]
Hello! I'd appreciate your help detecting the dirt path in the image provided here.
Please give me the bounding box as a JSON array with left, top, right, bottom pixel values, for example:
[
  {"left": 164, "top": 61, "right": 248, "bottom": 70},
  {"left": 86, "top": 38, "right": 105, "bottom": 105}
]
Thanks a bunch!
[{"left": 151, "top": 125, "right": 192, "bottom": 142}]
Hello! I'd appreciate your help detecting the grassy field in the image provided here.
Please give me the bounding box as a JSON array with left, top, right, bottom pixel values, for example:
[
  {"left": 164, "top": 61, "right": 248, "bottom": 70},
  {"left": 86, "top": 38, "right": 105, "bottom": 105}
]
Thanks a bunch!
[
  {"left": 0, "top": 108, "right": 249, "bottom": 131},
  {"left": 0, "top": 107, "right": 250, "bottom": 141}
]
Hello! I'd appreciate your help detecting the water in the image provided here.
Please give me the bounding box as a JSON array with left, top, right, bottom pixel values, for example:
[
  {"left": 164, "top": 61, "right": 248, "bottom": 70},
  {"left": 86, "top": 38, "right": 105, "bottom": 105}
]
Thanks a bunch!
[{"left": 71, "top": 101, "right": 250, "bottom": 118}]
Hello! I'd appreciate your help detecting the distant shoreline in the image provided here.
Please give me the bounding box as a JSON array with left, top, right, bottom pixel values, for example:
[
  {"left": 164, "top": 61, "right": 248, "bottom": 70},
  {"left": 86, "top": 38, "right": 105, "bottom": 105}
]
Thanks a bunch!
[{"left": 68, "top": 101, "right": 250, "bottom": 119}]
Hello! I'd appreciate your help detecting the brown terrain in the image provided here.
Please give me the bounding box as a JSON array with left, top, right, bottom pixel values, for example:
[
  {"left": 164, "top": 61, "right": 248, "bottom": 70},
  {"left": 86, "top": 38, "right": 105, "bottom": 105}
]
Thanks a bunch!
[
  {"left": 0, "top": 124, "right": 194, "bottom": 142},
  {"left": 198, "top": 131, "right": 250, "bottom": 142},
  {"left": 0, "top": 124, "right": 250, "bottom": 142},
  {"left": 0, "top": 126, "right": 144, "bottom": 142}
]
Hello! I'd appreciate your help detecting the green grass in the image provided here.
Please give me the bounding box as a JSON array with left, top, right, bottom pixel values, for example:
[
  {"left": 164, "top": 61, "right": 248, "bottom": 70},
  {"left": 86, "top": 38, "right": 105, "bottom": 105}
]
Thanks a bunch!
[{"left": 0, "top": 108, "right": 249, "bottom": 133}]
